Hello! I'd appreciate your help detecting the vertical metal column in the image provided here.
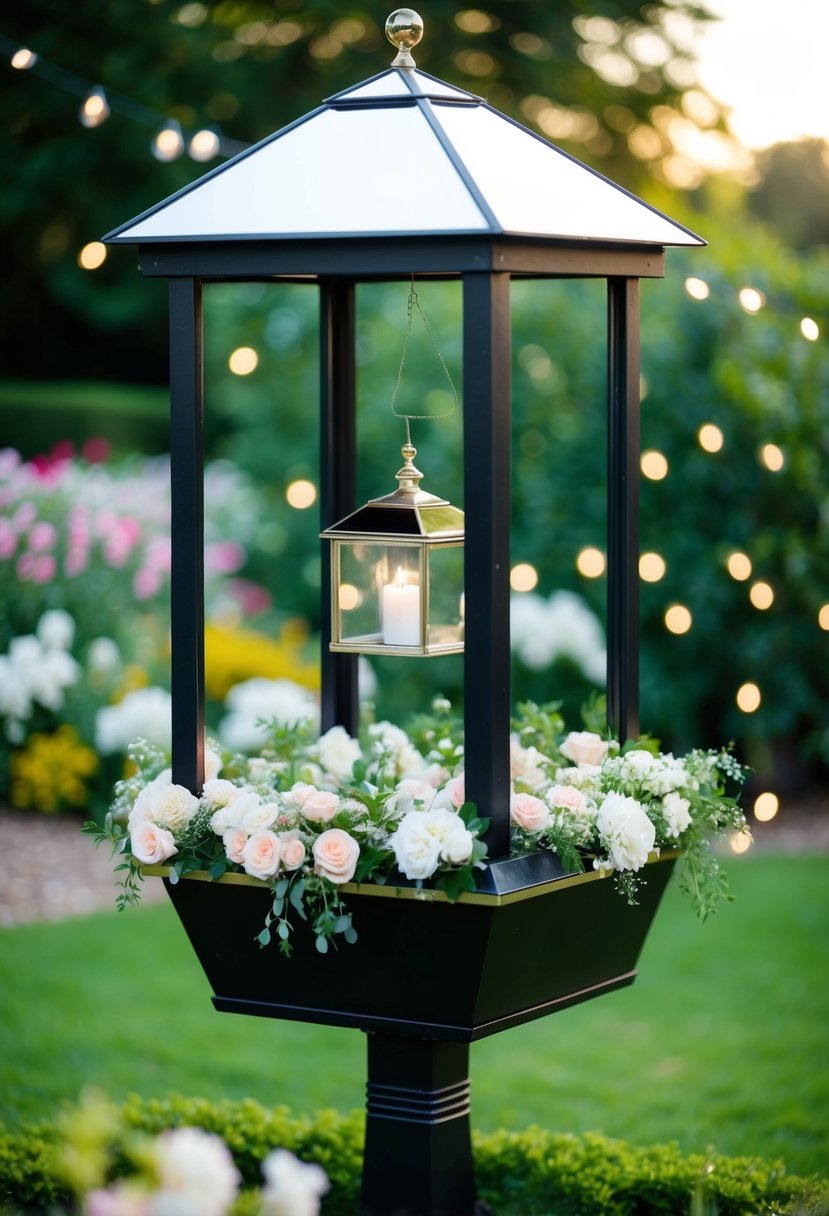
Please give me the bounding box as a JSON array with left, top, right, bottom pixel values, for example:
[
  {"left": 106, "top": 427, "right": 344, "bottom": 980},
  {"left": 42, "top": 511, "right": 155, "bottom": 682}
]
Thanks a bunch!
[
  {"left": 319, "top": 278, "right": 359, "bottom": 735},
  {"left": 168, "top": 277, "right": 205, "bottom": 792},
  {"left": 361, "top": 1034, "right": 474, "bottom": 1216},
  {"left": 462, "top": 272, "right": 512, "bottom": 858},
  {"left": 607, "top": 277, "right": 641, "bottom": 743}
]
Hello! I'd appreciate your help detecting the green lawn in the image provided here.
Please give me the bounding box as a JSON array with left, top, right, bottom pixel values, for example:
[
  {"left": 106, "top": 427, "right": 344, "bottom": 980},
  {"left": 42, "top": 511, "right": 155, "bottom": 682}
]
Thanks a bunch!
[{"left": 1, "top": 854, "right": 827, "bottom": 1178}]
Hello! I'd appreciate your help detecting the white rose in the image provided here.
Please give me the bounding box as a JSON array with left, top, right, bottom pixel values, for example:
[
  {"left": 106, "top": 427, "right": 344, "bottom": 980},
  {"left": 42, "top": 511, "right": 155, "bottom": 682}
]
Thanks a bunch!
[
  {"left": 242, "top": 829, "right": 282, "bottom": 880},
  {"left": 317, "top": 725, "right": 361, "bottom": 781},
  {"left": 390, "top": 778, "right": 436, "bottom": 814},
  {"left": 131, "top": 822, "right": 177, "bottom": 865},
  {"left": 560, "top": 731, "right": 611, "bottom": 767},
  {"left": 151, "top": 1127, "right": 240, "bottom": 1216},
  {"left": 241, "top": 801, "right": 280, "bottom": 834},
  {"left": 546, "top": 783, "right": 587, "bottom": 812},
  {"left": 201, "top": 779, "right": 244, "bottom": 809},
  {"left": 204, "top": 748, "right": 223, "bottom": 782},
  {"left": 662, "top": 790, "right": 692, "bottom": 837},
  {"left": 210, "top": 791, "right": 261, "bottom": 834},
  {"left": 36, "top": 608, "right": 75, "bottom": 651},
  {"left": 596, "top": 792, "right": 655, "bottom": 871},
  {"left": 621, "top": 749, "right": 656, "bottom": 780},
  {"left": 260, "top": 1149, "right": 329, "bottom": 1216},
  {"left": 389, "top": 812, "right": 442, "bottom": 880},
  {"left": 152, "top": 784, "right": 201, "bottom": 833},
  {"left": 429, "top": 807, "right": 474, "bottom": 865}
]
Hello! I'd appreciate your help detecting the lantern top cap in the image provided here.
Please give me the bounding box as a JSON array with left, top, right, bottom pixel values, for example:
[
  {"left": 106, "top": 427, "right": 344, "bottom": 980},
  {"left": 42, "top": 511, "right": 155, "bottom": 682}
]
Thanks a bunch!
[{"left": 386, "top": 9, "right": 423, "bottom": 68}]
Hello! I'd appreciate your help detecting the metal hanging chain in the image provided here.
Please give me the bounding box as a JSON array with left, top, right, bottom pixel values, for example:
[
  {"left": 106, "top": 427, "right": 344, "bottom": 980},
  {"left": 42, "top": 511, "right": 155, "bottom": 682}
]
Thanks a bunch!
[{"left": 390, "top": 278, "right": 458, "bottom": 446}]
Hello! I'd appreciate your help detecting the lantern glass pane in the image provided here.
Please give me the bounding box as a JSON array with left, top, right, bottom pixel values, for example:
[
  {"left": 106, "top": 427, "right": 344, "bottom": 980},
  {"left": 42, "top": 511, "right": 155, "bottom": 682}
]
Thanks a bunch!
[
  {"left": 335, "top": 541, "right": 424, "bottom": 649},
  {"left": 426, "top": 544, "right": 465, "bottom": 650}
]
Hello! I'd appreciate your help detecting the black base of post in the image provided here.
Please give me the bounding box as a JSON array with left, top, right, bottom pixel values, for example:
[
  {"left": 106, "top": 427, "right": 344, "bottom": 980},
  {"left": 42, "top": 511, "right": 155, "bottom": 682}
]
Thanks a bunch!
[{"left": 361, "top": 1034, "right": 475, "bottom": 1216}]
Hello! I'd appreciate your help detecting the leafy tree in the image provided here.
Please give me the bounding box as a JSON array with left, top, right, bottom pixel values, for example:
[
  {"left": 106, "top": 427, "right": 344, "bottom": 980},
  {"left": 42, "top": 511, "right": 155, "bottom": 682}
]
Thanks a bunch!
[{"left": 0, "top": 0, "right": 721, "bottom": 380}]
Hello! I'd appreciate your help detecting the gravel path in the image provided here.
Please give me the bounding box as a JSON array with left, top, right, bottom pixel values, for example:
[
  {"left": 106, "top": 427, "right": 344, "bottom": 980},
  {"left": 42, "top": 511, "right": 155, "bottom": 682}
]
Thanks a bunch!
[{"left": 1, "top": 800, "right": 827, "bottom": 928}]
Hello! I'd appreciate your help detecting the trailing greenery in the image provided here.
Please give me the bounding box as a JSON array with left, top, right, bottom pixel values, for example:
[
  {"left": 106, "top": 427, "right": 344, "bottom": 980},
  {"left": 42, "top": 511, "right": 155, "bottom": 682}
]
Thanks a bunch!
[{"left": 1, "top": 1097, "right": 826, "bottom": 1216}]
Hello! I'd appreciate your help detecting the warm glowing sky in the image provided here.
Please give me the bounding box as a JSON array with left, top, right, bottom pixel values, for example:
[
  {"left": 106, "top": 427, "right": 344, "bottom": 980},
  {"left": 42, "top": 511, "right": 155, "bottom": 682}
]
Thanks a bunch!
[{"left": 692, "top": 0, "right": 829, "bottom": 149}]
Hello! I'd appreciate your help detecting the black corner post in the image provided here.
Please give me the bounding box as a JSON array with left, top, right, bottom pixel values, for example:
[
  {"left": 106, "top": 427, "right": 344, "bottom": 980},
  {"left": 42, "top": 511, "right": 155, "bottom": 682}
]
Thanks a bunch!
[
  {"left": 361, "top": 1034, "right": 474, "bottom": 1216},
  {"left": 462, "top": 271, "right": 512, "bottom": 858},
  {"left": 319, "top": 277, "right": 359, "bottom": 735},
  {"left": 169, "top": 277, "right": 205, "bottom": 793},
  {"left": 607, "top": 277, "right": 641, "bottom": 743}
]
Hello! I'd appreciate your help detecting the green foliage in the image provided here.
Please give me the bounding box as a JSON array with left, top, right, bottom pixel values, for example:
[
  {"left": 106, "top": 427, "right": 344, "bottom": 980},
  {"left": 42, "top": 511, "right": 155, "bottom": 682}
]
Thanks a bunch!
[{"left": 1, "top": 1099, "right": 826, "bottom": 1216}]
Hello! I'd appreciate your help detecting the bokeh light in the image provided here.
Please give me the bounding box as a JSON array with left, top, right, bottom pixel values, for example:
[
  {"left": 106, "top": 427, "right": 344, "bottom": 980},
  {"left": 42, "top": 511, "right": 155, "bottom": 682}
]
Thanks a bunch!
[
  {"left": 285, "top": 479, "right": 317, "bottom": 509},
  {"left": 760, "top": 443, "right": 784, "bottom": 471},
  {"left": 736, "top": 682, "right": 761, "bottom": 713},
  {"left": 576, "top": 547, "right": 605, "bottom": 578},
  {"left": 664, "top": 604, "right": 692, "bottom": 634},
  {"left": 727, "top": 551, "right": 752, "bottom": 581},
  {"left": 738, "top": 286, "right": 765, "bottom": 314},
  {"left": 698, "top": 423, "right": 724, "bottom": 452},
  {"left": 510, "top": 563, "right": 539, "bottom": 592},
  {"left": 78, "top": 242, "right": 107, "bottom": 271},
  {"left": 639, "top": 552, "right": 666, "bottom": 582},
  {"left": 753, "top": 792, "right": 779, "bottom": 823},
  {"left": 819, "top": 604, "right": 829, "bottom": 631},
  {"left": 338, "top": 583, "right": 361, "bottom": 611},
  {"left": 641, "top": 450, "right": 669, "bottom": 480},
  {"left": 228, "top": 346, "right": 258, "bottom": 375},
  {"left": 800, "top": 317, "right": 819, "bottom": 341},
  {"left": 684, "top": 276, "right": 710, "bottom": 300},
  {"left": 729, "top": 831, "right": 752, "bottom": 855},
  {"left": 749, "top": 581, "right": 774, "bottom": 610}
]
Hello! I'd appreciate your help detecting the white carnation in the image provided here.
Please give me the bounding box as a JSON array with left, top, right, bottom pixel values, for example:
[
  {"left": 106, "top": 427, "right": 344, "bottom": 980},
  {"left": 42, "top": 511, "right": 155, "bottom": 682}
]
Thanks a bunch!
[
  {"left": 596, "top": 792, "right": 655, "bottom": 871},
  {"left": 662, "top": 790, "right": 692, "bottom": 837},
  {"left": 152, "top": 784, "right": 201, "bottom": 833}
]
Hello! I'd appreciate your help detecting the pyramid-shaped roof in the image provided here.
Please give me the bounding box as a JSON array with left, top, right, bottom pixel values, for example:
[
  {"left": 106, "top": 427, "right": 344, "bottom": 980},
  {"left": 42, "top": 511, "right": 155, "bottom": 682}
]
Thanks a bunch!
[{"left": 103, "top": 67, "right": 702, "bottom": 249}]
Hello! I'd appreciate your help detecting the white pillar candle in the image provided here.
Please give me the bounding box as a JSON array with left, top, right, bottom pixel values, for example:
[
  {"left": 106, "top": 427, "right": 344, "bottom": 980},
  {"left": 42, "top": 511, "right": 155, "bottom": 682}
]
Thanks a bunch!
[{"left": 382, "top": 567, "right": 421, "bottom": 646}]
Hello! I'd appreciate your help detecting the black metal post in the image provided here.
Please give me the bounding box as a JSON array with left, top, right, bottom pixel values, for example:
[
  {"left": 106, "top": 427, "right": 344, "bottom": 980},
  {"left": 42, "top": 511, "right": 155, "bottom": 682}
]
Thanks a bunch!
[
  {"left": 462, "top": 272, "right": 512, "bottom": 859},
  {"left": 319, "top": 278, "right": 359, "bottom": 735},
  {"left": 361, "top": 1034, "right": 474, "bottom": 1216},
  {"left": 607, "top": 277, "right": 640, "bottom": 743},
  {"left": 169, "top": 277, "right": 205, "bottom": 792}
]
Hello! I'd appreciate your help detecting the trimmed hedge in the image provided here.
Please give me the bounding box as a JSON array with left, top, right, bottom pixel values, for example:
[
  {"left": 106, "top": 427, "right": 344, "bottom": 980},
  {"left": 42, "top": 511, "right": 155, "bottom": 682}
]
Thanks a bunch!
[{"left": 1, "top": 1095, "right": 826, "bottom": 1215}]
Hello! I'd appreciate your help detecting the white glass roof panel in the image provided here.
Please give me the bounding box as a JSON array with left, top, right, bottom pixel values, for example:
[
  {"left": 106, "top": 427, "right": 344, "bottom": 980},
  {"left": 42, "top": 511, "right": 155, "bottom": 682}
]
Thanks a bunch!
[
  {"left": 410, "top": 71, "right": 475, "bottom": 99},
  {"left": 112, "top": 106, "right": 490, "bottom": 241},
  {"left": 435, "top": 104, "right": 703, "bottom": 246},
  {"left": 336, "top": 73, "right": 413, "bottom": 100}
]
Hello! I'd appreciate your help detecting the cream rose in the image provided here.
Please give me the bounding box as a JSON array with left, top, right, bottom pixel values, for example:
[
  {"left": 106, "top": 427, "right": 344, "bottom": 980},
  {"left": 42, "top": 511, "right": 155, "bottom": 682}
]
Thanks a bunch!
[
  {"left": 279, "top": 832, "right": 308, "bottom": 871},
  {"left": 130, "top": 821, "right": 177, "bottom": 865},
  {"left": 317, "top": 724, "right": 362, "bottom": 781},
  {"left": 560, "top": 731, "right": 611, "bottom": 767},
  {"left": 511, "top": 792, "right": 551, "bottom": 832},
  {"left": 210, "top": 790, "right": 260, "bottom": 835},
  {"left": 430, "top": 807, "right": 474, "bottom": 865},
  {"left": 152, "top": 783, "right": 200, "bottom": 833},
  {"left": 223, "top": 827, "right": 248, "bottom": 865},
  {"left": 389, "top": 812, "right": 442, "bottom": 880},
  {"left": 242, "top": 829, "right": 282, "bottom": 880},
  {"left": 300, "top": 789, "right": 340, "bottom": 823},
  {"left": 241, "top": 801, "right": 280, "bottom": 834},
  {"left": 313, "top": 828, "right": 359, "bottom": 884},
  {"left": 596, "top": 792, "right": 655, "bottom": 871},
  {"left": 202, "top": 778, "right": 244, "bottom": 809}
]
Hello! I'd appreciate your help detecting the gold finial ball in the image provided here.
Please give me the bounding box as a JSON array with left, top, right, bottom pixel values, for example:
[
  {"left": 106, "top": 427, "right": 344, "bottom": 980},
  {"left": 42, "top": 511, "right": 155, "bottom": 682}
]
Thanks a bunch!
[{"left": 386, "top": 9, "right": 424, "bottom": 52}]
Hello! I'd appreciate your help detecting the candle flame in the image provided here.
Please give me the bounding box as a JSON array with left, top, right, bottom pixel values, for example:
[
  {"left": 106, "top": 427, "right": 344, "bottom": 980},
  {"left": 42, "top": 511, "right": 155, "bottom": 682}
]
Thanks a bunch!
[{"left": 395, "top": 565, "right": 406, "bottom": 589}]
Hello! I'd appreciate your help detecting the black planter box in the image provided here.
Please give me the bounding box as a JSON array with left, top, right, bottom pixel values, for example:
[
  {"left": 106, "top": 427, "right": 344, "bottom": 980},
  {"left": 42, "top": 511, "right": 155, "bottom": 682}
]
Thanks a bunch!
[{"left": 153, "top": 852, "right": 676, "bottom": 1042}]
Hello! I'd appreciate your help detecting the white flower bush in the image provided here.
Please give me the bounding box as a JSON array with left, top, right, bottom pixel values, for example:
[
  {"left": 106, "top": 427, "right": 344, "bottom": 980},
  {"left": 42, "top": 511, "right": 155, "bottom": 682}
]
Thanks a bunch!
[
  {"left": 511, "top": 590, "right": 606, "bottom": 683},
  {"left": 0, "top": 611, "right": 82, "bottom": 743},
  {"left": 91, "top": 698, "right": 749, "bottom": 952}
]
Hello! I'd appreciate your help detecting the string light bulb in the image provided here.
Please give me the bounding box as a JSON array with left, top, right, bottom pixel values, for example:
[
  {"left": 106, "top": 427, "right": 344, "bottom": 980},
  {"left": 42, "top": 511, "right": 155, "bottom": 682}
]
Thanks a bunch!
[
  {"left": 11, "top": 47, "right": 38, "bottom": 70},
  {"left": 79, "top": 86, "right": 110, "bottom": 128},
  {"left": 189, "top": 127, "right": 221, "bottom": 161},
  {"left": 152, "top": 119, "right": 185, "bottom": 162}
]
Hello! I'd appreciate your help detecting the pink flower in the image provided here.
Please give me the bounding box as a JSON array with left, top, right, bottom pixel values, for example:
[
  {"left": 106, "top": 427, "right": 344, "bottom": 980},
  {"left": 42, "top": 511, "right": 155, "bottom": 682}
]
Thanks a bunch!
[
  {"left": 223, "top": 827, "right": 248, "bottom": 865},
  {"left": 83, "top": 436, "right": 111, "bottom": 463},
  {"left": 65, "top": 548, "right": 89, "bottom": 577},
  {"left": 226, "top": 578, "right": 272, "bottom": 615},
  {"left": 300, "top": 789, "right": 340, "bottom": 823},
  {"left": 131, "top": 822, "right": 177, "bottom": 865},
  {"left": 206, "top": 540, "right": 245, "bottom": 574},
  {"left": 511, "top": 792, "right": 551, "bottom": 832},
  {"left": 0, "top": 519, "right": 16, "bottom": 559},
  {"left": 242, "top": 829, "right": 282, "bottom": 880},
  {"left": 13, "top": 502, "right": 36, "bottom": 532},
  {"left": 133, "top": 566, "right": 162, "bottom": 599},
  {"left": 559, "top": 731, "right": 611, "bottom": 767},
  {"left": 547, "top": 784, "right": 588, "bottom": 812},
  {"left": 28, "top": 520, "right": 57, "bottom": 552},
  {"left": 279, "top": 833, "right": 307, "bottom": 871},
  {"left": 31, "top": 555, "right": 56, "bottom": 583},
  {"left": 312, "top": 828, "right": 360, "bottom": 884},
  {"left": 16, "top": 552, "right": 36, "bottom": 580},
  {"left": 444, "top": 774, "right": 465, "bottom": 808}
]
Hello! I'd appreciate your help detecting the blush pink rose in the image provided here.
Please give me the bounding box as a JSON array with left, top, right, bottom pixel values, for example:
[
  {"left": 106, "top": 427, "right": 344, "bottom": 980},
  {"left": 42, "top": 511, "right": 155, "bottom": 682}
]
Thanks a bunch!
[
  {"left": 443, "top": 774, "right": 465, "bottom": 808},
  {"left": 279, "top": 833, "right": 307, "bottom": 871},
  {"left": 300, "top": 789, "right": 340, "bottom": 823},
  {"left": 242, "top": 829, "right": 282, "bottom": 879},
  {"left": 223, "top": 827, "right": 248, "bottom": 865},
  {"left": 312, "top": 828, "right": 360, "bottom": 884},
  {"left": 559, "top": 731, "right": 610, "bottom": 767},
  {"left": 130, "top": 821, "right": 177, "bottom": 865},
  {"left": 510, "top": 792, "right": 551, "bottom": 832},
  {"left": 547, "top": 783, "right": 587, "bottom": 812}
]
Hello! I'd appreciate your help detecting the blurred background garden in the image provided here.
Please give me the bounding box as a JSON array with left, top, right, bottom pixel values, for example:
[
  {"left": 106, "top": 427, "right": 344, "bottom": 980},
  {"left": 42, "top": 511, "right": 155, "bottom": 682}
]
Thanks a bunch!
[{"left": 0, "top": 0, "right": 828, "bottom": 1208}]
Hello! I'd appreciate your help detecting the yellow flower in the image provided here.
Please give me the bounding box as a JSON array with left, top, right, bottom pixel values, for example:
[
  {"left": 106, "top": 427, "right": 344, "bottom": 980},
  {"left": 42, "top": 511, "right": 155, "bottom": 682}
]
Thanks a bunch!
[
  {"left": 10, "top": 725, "right": 98, "bottom": 814},
  {"left": 205, "top": 621, "right": 319, "bottom": 701}
]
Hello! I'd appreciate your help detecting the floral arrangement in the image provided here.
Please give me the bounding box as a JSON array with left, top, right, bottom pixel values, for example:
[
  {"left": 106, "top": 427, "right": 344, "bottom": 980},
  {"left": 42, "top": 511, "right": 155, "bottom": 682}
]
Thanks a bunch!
[
  {"left": 89, "top": 698, "right": 749, "bottom": 955},
  {"left": 54, "top": 1090, "right": 328, "bottom": 1216}
]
